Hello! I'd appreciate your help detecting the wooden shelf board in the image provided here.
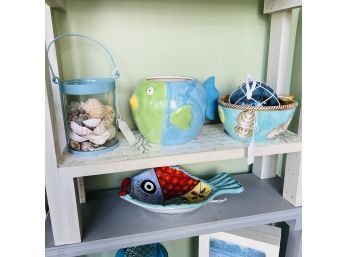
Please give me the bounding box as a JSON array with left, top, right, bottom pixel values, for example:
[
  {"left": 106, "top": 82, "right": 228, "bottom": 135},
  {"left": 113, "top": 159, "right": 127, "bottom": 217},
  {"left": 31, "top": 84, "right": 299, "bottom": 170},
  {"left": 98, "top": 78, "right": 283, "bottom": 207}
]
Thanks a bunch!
[
  {"left": 45, "top": 174, "right": 302, "bottom": 257},
  {"left": 58, "top": 124, "right": 302, "bottom": 178}
]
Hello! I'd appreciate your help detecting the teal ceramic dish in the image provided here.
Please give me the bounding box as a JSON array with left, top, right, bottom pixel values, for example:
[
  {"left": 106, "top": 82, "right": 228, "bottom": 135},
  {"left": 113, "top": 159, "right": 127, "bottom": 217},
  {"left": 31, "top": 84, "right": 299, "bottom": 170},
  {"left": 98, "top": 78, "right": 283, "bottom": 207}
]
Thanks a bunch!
[
  {"left": 115, "top": 243, "right": 168, "bottom": 257},
  {"left": 218, "top": 96, "right": 298, "bottom": 142},
  {"left": 119, "top": 166, "right": 244, "bottom": 214}
]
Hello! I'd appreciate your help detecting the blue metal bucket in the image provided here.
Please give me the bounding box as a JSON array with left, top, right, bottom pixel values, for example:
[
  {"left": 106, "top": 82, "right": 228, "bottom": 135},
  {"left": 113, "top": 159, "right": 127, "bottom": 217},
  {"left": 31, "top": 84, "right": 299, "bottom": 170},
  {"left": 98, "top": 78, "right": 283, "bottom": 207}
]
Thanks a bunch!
[{"left": 47, "top": 34, "right": 120, "bottom": 156}]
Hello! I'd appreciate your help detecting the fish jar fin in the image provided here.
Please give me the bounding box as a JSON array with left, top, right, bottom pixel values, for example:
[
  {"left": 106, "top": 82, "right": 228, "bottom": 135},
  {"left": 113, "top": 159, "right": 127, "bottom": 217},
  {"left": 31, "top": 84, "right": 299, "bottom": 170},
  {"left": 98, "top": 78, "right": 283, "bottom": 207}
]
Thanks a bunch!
[
  {"left": 169, "top": 105, "right": 192, "bottom": 130},
  {"left": 203, "top": 76, "right": 220, "bottom": 120}
]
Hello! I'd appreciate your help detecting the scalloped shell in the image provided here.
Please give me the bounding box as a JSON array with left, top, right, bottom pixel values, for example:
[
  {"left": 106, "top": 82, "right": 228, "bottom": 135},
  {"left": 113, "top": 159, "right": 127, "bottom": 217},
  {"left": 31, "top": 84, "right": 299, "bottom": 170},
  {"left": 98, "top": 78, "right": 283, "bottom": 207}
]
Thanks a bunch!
[
  {"left": 83, "top": 118, "right": 101, "bottom": 128},
  {"left": 80, "top": 98, "right": 106, "bottom": 119},
  {"left": 70, "top": 121, "right": 93, "bottom": 136},
  {"left": 69, "top": 130, "right": 88, "bottom": 142}
]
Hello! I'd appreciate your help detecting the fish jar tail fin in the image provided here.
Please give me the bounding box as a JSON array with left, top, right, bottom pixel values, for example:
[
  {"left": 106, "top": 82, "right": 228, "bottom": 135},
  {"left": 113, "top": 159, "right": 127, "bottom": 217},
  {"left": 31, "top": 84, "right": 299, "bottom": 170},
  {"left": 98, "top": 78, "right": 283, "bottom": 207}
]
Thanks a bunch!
[
  {"left": 209, "top": 173, "right": 244, "bottom": 195},
  {"left": 203, "top": 76, "right": 220, "bottom": 120}
]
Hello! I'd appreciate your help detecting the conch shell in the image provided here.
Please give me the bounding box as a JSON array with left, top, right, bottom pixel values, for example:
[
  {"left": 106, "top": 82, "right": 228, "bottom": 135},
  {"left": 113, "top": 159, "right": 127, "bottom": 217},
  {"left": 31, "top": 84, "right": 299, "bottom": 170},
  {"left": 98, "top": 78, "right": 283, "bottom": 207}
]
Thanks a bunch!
[
  {"left": 69, "top": 130, "right": 88, "bottom": 142},
  {"left": 93, "top": 122, "right": 106, "bottom": 135},
  {"left": 85, "top": 131, "right": 110, "bottom": 145},
  {"left": 83, "top": 118, "right": 101, "bottom": 128},
  {"left": 234, "top": 110, "right": 255, "bottom": 138},
  {"left": 106, "top": 125, "right": 116, "bottom": 140},
  {"left": 70, "top": 121, "right": 93, "bottom": 136},
  {"left": 102, "top": 105, "right": 116, "bottom": 128},
  {"left": 80, "top": 98, "right": 106, "bottom": 119}
]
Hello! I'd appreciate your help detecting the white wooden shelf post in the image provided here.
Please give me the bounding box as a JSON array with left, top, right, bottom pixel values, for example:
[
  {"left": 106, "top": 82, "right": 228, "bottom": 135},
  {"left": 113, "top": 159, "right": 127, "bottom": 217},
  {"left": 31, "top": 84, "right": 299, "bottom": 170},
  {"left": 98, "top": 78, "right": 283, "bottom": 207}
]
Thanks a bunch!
[
  {"left": 253, "top": 9, "right": 292, "bottom": 180},
  {"left": 46, "top": 52, "right": 83, "bottom": 245},
  {"left": 45, "top": 4, "right": 86, "bottom": 204},
  {"left": 285, "top": 218, "right": 302, "bottom": 257},
  {"left": 45, "top": 3, "right": 84, "bottom": 245},
  {"left": 283, "top": 111, "right": 302, "bottom": 207},
  {"left": 254, "top": 1, "right": 302, "bottom": 181}
]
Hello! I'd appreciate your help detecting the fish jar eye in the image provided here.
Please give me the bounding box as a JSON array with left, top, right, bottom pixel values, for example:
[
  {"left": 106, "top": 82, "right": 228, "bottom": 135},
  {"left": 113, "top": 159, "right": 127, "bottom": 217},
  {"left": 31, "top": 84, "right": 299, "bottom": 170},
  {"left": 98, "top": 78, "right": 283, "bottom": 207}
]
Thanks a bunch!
[
  {"left": 141, "top": 180, "right": 156, "bottom": 194},
  {"left": 146, "top": 86, "right": 154, "bottom": 96}
]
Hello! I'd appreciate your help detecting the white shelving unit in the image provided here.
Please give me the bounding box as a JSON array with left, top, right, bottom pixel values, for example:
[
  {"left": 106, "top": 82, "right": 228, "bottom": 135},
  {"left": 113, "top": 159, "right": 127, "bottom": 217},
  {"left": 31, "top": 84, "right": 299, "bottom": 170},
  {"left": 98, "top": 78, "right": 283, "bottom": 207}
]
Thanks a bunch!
[{"left": 45, "top": 0, "right": 302, "bottom": 256}]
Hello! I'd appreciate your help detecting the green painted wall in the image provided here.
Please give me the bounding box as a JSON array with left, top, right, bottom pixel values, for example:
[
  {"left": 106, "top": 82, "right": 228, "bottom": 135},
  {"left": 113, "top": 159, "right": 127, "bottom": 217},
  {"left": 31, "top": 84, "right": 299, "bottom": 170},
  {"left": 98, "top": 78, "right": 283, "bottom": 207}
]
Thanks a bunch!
[
  {"left": 52, "top": 0, "right": 271, "bottom": 192},
  {"left": 289, "top": 9, "right": 302, "bottom": 133},
  {"left": 50, "top": 1, "right": 301, "bottom": 257}
]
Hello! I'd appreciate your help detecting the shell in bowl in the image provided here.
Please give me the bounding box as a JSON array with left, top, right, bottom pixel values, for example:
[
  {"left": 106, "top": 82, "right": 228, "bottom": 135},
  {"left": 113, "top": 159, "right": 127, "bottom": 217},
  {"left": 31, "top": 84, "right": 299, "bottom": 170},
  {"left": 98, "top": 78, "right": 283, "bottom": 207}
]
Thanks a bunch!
[{"left": 218, "top": 95, "right": 298, "bottom": 142}]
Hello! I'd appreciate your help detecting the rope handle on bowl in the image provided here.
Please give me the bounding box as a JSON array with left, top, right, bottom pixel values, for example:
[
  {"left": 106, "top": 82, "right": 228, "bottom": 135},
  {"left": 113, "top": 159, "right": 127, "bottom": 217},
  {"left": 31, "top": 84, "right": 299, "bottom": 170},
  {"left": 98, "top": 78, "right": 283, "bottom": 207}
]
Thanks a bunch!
[{"left": 46, "top": 33, "right": 120, "bottom": 84}]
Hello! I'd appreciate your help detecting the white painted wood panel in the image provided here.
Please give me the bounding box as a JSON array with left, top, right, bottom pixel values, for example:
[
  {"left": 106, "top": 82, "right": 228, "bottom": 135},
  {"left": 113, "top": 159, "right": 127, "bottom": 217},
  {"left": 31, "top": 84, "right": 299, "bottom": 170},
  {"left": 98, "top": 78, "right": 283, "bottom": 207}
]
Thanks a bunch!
[
  {"left": 253, "top": 10, "right": 293, "bottom": 180},
  {"left": 58, "top": 124, "right": 301, "bottom": 178},
  {"left": 46, "top": 55, "right": 82, "bottom": 245},
  {"left": 285, "top": 220, "right": 302, "bottom": 257},
  {"left": 46, "top": 4, "right": 87, "bottom": 205},
  {"left": 77, "top": 177, "right": 86, "bottom": 203},
  {"left": 283, "top": 152, "right": 302, "bottom": 206},
  {"left": 283, "top": 110, "right": 302, "bottom": 206},
  {"left": 45, "top": 5, "right": 66, "bottom": 154},
  {"left": 264, "top": 0, "right": 302, "bottom": 14}
]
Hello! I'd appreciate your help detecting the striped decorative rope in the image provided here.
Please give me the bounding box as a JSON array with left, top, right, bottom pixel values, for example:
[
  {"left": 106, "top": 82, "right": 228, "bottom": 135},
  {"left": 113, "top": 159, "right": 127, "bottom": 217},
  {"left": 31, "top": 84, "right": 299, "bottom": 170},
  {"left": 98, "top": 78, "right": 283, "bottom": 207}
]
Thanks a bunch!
[{"left": 219, "top": 96, "right": 298, "bottom": 111}]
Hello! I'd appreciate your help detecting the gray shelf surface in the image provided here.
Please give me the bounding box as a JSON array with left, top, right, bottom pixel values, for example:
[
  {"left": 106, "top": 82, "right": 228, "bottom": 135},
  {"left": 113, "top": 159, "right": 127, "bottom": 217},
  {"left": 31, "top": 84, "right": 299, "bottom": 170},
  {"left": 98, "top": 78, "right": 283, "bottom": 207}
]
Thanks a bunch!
[{"left": 45, "top": 174, "right": 302, "bottom": 257}]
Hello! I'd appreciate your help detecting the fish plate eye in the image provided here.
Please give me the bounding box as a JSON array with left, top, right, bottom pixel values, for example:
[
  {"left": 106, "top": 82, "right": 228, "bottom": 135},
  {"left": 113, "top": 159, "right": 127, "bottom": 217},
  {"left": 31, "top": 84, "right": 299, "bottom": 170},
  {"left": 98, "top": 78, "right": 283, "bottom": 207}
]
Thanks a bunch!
[
  {"left": 141, "top": 180, "right": 156, "bottom": 194},
  {"left": 147, "top": 86, "right": 154, "bottom": 96}
]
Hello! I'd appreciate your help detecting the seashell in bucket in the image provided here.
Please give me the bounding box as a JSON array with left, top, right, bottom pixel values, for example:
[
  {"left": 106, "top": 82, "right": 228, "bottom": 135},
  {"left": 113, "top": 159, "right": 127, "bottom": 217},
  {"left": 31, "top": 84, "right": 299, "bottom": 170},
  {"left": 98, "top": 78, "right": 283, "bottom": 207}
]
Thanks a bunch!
[
  {"left": 68, "top": 101, "right": 81, "bottom": 113},
  {"left": 81, "top": 141, "right": 94, "bottom": 151},
  {"left": 72, "top": 113, "right": 89, "bottom": 125},
  {"left": 234, "top": 110, "right": 255, "bottom": 138},
  {"left": 85, "top": 130, "right": 110, "bottom": 145},
  {"left": 102, "top": 105, "right": 115, "bottom": 128},
  {"left": 69, "top": 130, "right": 88, "bottom": 143},
  {"left": 83, "top": 118, "right": 101, "bottom": 128},
  {"left": 93, "top": 122, "right": 106, "bottom": 135},
  {"left": 70, "top": 140, "right": 81, "bottom": 150},
  {"left": 80, "top": 98, "right": 106, "bottom": 119},
  {"left": 106, "top": 125, "right": 116, "bottom": 140},
  {"left": 70, "top": 121, "right": 93, "bottom": 136}
]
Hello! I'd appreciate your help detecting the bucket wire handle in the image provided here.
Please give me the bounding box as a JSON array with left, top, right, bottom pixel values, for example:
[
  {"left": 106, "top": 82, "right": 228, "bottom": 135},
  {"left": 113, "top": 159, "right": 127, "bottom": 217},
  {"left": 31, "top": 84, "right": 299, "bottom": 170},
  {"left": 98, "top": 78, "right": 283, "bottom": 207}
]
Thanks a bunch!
[
  {"left": 46, "top": 33, "right": 120, "bottom": 84},
  {"left": 46, "top": 33, "right": 122, "bottom": 120}
]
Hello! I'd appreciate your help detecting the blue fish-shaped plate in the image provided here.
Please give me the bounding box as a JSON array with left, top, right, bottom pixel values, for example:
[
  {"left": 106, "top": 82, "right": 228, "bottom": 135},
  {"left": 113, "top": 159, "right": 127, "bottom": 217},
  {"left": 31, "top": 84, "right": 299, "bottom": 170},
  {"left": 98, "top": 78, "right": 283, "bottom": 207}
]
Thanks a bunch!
[{"left": 119, "top": 166, "right": 244, "bottom": 214}]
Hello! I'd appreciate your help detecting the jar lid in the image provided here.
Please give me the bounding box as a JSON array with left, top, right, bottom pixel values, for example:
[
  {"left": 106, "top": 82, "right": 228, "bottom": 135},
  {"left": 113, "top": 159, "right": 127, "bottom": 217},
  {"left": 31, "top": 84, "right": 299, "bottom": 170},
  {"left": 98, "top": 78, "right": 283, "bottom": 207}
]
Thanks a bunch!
[{"left": 60, "top": 77, "right": 115, "bottom": 95}]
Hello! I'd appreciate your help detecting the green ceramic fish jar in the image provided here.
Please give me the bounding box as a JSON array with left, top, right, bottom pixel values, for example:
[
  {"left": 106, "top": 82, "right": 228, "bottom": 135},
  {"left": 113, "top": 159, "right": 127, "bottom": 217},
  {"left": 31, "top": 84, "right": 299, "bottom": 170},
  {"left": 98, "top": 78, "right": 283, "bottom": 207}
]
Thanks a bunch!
[{"left": 130, "top": 76, "right": 220, "bottom": 145}]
